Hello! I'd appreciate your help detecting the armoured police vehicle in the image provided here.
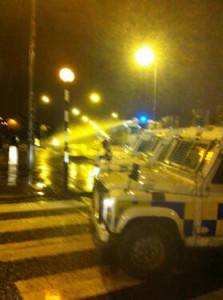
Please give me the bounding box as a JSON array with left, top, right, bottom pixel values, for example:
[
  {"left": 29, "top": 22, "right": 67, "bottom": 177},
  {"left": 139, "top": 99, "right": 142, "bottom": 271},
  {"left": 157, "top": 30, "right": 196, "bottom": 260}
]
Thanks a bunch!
[
  {"left": 95, "top": 128, "right": 181, "bottom": 178},
  {"left": 91, "top": 126, "right": 223, "bottom": 279}
]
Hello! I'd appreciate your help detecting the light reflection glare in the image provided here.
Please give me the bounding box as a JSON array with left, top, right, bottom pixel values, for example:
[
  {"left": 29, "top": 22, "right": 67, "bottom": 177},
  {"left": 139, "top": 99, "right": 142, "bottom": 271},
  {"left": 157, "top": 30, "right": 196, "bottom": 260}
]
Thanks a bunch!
[
  {"left": 38, "top": 163, "right": 51, "bottom": 187},
  {"left": 37, "top": 191, "right": 45, "bottom": 196},
  {"left": 7, "top": 164, "right": 17, "bottom": 186},
  {"left": 206, "top": 151, "right": 214, "bottom": 161},
  {"left": 51, "top": 119, "right": 122, "bottom": 146},
  {"left": 87, "top": 170, "right": 94, "bottom": 190},
  {"left": 8, "top": 146, "right": 18, "bottom": 165},
  {"left": 45, "top": 291, "right": 61, "bottom": 300},
  {"left": 36, "top": 182, "right": 46, "bottom": 189},
  {"left": 69, "top": 163, "right": 95, "bottom": 192},
  {"left": 52, "top": 138, "right": 60, "bottom": 147}
]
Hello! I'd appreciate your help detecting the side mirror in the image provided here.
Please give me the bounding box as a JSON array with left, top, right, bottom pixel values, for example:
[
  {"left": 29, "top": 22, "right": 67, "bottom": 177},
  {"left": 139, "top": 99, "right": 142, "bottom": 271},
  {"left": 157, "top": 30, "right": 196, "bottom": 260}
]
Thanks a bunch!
[{"left": 129, "top": 163, "right": 140, "bottom": 181}]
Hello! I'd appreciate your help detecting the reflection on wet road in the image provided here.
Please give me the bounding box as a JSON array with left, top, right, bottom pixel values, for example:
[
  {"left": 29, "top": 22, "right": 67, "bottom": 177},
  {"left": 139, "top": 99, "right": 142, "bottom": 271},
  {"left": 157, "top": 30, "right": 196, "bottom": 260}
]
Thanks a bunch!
[
  {"left": 69, "top": 161, "right": 95, "bottom": 193},
  {"left": 33, "top": 146, "right": 95, "bottom": 196}
]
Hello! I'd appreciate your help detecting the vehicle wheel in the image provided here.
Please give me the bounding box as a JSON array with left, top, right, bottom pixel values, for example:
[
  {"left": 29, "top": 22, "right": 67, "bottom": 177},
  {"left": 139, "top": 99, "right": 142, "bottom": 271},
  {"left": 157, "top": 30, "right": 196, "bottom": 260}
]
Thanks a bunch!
[{"left": 118, "top": 223, "right": 176, "bottom": 279}]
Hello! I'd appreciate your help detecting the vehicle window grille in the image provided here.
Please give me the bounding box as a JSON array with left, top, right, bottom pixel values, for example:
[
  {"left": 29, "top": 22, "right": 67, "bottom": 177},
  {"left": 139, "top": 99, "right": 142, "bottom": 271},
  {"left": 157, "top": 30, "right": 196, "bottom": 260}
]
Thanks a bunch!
[
  {"left": 169, "top": 141, "right": 190, "bottom": 165},
  {"left": 183, "top": 142, "right": 208, "bottom": 169},
  {"left": 137, "top": 140, "right": 153, "bottom": 153},
  {"left": 158, "top": 143, "right": 172, "bottom": 162},
  {"left": 146, "top": 136, "right": 161, "bottom": 154},
  {"left": 158, "top": 138, "right": 179, "bottom": 162},
  {"left": 131, "top": 139, "right": 140, "bottom": 150},
  {"left": 138, "top": 136, "right": 160, "bottom": 153},
  {"left": 166, "top": 140, "right": 210, "bottom": 171}
]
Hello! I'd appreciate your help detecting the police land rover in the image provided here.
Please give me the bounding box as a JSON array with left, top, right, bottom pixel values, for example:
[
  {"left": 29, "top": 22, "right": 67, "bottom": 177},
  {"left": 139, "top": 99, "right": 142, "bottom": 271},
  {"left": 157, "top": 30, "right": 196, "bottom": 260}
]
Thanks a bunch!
[
  {"left": 91, "top": 126, "right": 223, "bottom": 278},
  {"left": 95, "top": 127, "right": 182, "bottom": 177}
]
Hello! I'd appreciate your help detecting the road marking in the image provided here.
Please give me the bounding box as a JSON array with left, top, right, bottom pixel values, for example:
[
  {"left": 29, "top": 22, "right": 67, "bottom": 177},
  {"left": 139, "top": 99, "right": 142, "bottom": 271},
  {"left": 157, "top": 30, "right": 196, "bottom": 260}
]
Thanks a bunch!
[
  {"left": 0, "top": 233, "right": 95, "bottom": 261},
  {"left": 16, "top": 266, "right": 140, "bottom": 300},
  {"left": 0, "top": 198, "right": 142, "bottom": 299},
  {"left": 0, "top": 199, "right": 84, "bottom": 213},
  {"left": 0, "top": 213, "right": 88, "bottom": 232}
]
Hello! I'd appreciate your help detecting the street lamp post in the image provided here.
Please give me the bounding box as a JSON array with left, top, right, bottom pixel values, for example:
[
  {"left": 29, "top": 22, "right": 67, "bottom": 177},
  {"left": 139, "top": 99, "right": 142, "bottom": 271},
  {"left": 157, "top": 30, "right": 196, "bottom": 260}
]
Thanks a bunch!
[
  {"left": 135, "top": 47, "right": 157, "bottom": 121},
  {"left": 59, "top": 67, "right": 75, "bottom": 191},
  {"left": 28, "top": 0, "right": 36, "bottom": 185},
  {"left": 153, "top": 62, "right": 157, "bottom": 121}
]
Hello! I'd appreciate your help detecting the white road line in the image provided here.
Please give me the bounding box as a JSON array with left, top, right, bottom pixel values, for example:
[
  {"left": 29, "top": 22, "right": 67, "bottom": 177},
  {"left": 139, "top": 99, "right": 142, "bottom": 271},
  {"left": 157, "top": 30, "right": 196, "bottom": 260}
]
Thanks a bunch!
[
  {"left": 16, "top": 266, "right": 140, "bottom": 300},
  {"left": 0, "top": 233, "right": 95, "bottom": 261},
  {"left": 0, "top": 213, "right": 88, "bottom": 232},
  {"left": 0, "top": 199, "right": 85, "bottom": 213}
]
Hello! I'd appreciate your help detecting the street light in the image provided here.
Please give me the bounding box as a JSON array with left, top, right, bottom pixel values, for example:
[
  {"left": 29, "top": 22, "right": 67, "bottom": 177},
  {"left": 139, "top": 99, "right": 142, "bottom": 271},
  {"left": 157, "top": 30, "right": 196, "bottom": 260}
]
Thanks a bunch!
[
  {"left": 89, "top": 92, "right": 101, "bottom": 103},
  {"left": 111, "top": 112, "right": 118, "bottom": 119},
  {"left": 81, "top": 115, "right": 89, "bottom": 123},
  {"left": 59, "top": 67, "right": 75, "bottom": 191},
  {"left": 41, "top": 95, "right": 50, "bottom": 104},
  {"left": 135, "top": 47, "right": 157, "bottom": 121},
  {"left": 7, "top": 118, "right": 20, "bottom": 129},
  {"left": 72, "top": 107, "right": 80, "bottom": 116}
]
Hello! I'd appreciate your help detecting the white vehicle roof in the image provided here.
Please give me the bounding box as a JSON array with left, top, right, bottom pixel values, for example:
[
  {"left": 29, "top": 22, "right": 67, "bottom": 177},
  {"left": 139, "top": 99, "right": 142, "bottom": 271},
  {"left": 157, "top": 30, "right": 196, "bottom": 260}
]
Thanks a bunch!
[{"left": 180, "top": 126, "right": 223, "bottom": 141}]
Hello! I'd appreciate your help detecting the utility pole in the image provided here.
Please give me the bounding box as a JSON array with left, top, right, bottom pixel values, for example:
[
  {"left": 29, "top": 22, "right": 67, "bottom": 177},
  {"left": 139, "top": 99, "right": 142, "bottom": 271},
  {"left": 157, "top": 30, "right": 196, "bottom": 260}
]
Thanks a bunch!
[{"left": 28, "top": 0, "right": 36, "bottom": 185}]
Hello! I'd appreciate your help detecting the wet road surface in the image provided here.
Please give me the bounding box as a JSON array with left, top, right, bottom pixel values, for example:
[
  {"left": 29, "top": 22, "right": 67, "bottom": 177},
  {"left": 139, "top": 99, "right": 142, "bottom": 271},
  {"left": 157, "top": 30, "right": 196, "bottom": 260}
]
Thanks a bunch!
[
  {"left": 0, "top": 146, "right": 223, "bottom": 299},
  {"left": 0, "top": 197, "right": 140, "bottom": 299},
  {"left": 0, "top": 197, "right": 223, "bottom": 299},
  {"left": 0, "top": 145, "right": 95, "bottom": 198}
]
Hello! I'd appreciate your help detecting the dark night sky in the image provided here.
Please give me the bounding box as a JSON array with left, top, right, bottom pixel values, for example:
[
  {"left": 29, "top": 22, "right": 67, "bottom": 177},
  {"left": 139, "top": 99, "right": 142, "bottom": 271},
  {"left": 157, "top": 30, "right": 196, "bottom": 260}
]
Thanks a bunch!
[{"left": 0, "top": 0, "right": 223, "bottom": 129}]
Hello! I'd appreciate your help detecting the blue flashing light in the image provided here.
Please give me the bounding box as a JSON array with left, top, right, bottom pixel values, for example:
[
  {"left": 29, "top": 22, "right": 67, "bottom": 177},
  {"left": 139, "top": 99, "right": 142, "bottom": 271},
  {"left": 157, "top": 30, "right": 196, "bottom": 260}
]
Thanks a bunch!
[
  {"left": 138, "top": 115, "right": 149, "bottom": 126},
  {"left": 139, "top": 116, "right": 147, "bottom": 123}
]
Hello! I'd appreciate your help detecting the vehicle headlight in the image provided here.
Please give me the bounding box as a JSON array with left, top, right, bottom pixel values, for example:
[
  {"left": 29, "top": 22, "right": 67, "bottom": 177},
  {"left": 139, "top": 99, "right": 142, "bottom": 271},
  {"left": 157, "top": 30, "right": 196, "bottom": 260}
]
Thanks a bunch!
[
  {"left": 103, "top": 197, "right": 115, "bottom": 225},
  {"left": 94, "top": 166, "right": 100, "bottom": 178},
  {"left": 103, "top": 197, "right": 114, "bottom": 208}
]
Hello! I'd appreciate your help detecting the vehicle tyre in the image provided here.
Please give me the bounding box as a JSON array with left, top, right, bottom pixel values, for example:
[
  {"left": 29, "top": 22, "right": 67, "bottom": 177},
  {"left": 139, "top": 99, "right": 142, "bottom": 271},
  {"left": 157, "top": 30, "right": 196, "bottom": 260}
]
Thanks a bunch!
[{"left": 118, "top": 223, "right": 176, "bottom": 279}]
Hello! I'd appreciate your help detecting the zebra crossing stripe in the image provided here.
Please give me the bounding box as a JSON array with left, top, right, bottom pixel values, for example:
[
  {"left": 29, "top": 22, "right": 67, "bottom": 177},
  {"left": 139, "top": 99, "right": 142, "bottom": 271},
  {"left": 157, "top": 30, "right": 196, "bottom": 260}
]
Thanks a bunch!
[
  {"left": 0, "top": 213, "right": 88, "bottom": 232},
  {"left": 15, "top": 266, "right": 140, "bottom": 300},
  {"left": 0, "top": 233, "right": 95, "bottom": 261},
  {"left": 0, "top": 199, "right": 84, "bottom": 213},
  {"left": 0, "top": 198, "right": 142, "bottom": 299}
]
